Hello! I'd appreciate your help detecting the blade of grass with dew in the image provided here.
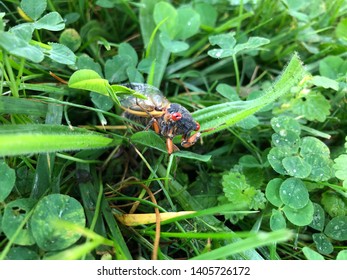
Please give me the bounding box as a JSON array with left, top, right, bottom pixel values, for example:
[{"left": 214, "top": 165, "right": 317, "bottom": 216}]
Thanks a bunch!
[
  {"left": 0, "top": 124, "right": 123, "bottom": 157},
  {"left": 31, "top": 97, "right": 63, "bottom": 198},
  {"left": 193, "top": 53, "right": 308, "bottom": 133},
  {"left": 190, "top": 229, "right": 292, "bottom": 260}
]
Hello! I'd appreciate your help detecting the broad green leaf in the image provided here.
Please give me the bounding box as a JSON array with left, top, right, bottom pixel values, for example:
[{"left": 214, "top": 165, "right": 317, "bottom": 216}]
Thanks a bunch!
[
  {"left": 321, "top": 191, "right": 347, "bottom": 218},
  {"left": 300, "top": 138, "right": 334, "bottom": 181},
  {"left": 324, "top": 216, "right": 347, "bottom": 241},
  {"left": 105, "top": 54, "right": 132, "bottom": 83},
  {"left": 282, "top": 156, "right": 311, "bottom": 178},
  {"left": 193, "top": 53, "right": 307, "bottom": 133},
  {"left": 271, "top": 131, "right": 300, "bottom": 151},
  {"left": 189, "top": 174, "right": 221, "bottom": 208},
  {"left": 319, "top": 55, "right": 347, "bottom": 79},
  {"left": 0, "top": 31, "right": 44, "bottom": 62},
  {"left": 159, "top": 32, "right": 189, "bottom": 53},
  {"left": 21, "top": 0, "right": 47, "bottom": 21},
  {"left": 208, "top": 33, "right": 269, "bottom": 58},
  {"left": 31, "top": 194, "right": 86, "bottom": 251},
  {"left": 119, "top": 42, "right": 138, "bottom": 66},
  {"left": 304, "top": 156, "right": 333, "bottom": 182},
  {"left": 311, "top": 76, "right": 339, "bottom": 91},
  {"left": 216, "top": 83, "right": 239, "bottom": 101},
  {"left": 283, "top": 200, "right": 314, "bottom": 226},
  {"left": 59, "top": 28, "right": 81, "bottom": 52},
  {"left": 0, "top": 124, "right": 121, "bottom": 157},
  {"left": 209, "top": 33, "right": 236, "bottom": 52},
  {"left": 153, "top": 1, "right": 177, "bottom": 39},
  {"left": 238, "top": 155, "right": 264, "bottom": 188},
  {"left": 279, "top": 178, "right": 309, "bottom": 209},
  {"left": 175, "top": 6, "right": 200, "bottom": 40},
  {"left": 90, "top": 92, "right": 113, "bottom": 111},
  {"left": 336, "top": 18, "right": 347, "bottom": 41},
  {"left": 312, "top": 233, "right": 333, "bottom": 255},
  {"left": 126, "top": 66, "right": 144, "bottom": 83},
  {"left": 336, "top": 250, "right": 347, "bottom": 260},
  {"left": 76, "top": 54, "right": 103, "bottom": 77},
  {"left": 48, "top": 42, "right": 76, "bottom": 65},
  {"left": 2, "top": 198, "right": 37, "bottom": 246},
  {"left": 236, "top": 115, "right": 259, "bottom": 129},
  {"left": 0, "top": 161, "right": 16, "bottom": 201},
  {"left": 267, "top": 146, "right": 292, "bottom": 175},
  {"left": 131, "top": 131, "right": 167, "bottom": 153},
  {"left": 195, "top": 3, "right": 217, "bottom": 28},
  {"left": 265, "top": 178, "right": 284, "bottom": 207},
  {"left": 96, "top": 0, "right": 115, "bottom": 8},
  {"left": 137, "top": 58, "right": 152, "bottom": 74},
  {"left": 233, "top": 37, "right": 270, "bottom": 54},
  {"left": 291, "top": 92, "right": 331, "bottom": 122},
  {"left": 302, "top": 247, "right": 325, "bottom": 260},
  {"left": 33, "top": 12, "right": 65, "bottom": 31},
  {"left": 333, "top": 154, "right": 347, "bottom": 184},
  {"left": 69, "top": 69, "right": 112, "bottom": 96},
  {"left": 10, "top": 23, "right": 34, "bottom": 41},
  {"left": 300, "top": 137, "right": 330, "bottom": 157},
  {"left": 309, "top": 203, "right": 325, "bottom": 231},
  {"left": 221, "top": 172, "right": 266, "bottom": 210},
  {"left": 5, "top": 247, "right": 39, "bottom": 260},
  {"left": 64, "top": 12, "right": 80, "bottom": 25},
  {"left": 208, "top": 47, "right": 235, "bottom": 59},
  {"left": 270, "top": 209, "right": 286, "bottom": 231},
  {"left": 270, "top": 116, "right": 301, "bottom": 136}
]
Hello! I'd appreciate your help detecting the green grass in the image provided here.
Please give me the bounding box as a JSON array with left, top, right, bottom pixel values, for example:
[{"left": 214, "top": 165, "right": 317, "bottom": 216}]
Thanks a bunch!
[{"left": 1, "top": 0, "right": 347, "bottom": 260}]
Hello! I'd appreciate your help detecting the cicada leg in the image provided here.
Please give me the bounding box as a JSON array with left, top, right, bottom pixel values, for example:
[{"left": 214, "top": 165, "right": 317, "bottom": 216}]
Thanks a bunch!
[
  {"left": 149, "top": 118, "right": 161, "bottom": 134},
  {"left": 181, "top": 132, "right": 201, "bottom": 148},
  {"left": 166, "top": 138, "right": 180, "bottom": 154}
]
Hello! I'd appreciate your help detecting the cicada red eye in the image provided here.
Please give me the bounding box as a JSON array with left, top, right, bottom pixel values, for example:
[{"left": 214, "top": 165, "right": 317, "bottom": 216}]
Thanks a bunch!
[
  {"left": 171, "top": 112, "right": 182, "bottom": 121},
  {"left": 195, "top": 122, "right": 200, "bottom": 131}
]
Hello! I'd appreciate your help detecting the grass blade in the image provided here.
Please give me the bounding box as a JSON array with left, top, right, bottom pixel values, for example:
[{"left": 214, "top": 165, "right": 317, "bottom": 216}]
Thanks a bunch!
[{"left": 0, "top": 125, "right": 122, "bottom": 156}]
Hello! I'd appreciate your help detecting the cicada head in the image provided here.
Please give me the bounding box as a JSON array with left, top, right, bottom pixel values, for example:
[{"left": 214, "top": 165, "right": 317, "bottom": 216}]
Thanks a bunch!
[{"left": 161, "top": 103, "right": 200, "bottom": 140}]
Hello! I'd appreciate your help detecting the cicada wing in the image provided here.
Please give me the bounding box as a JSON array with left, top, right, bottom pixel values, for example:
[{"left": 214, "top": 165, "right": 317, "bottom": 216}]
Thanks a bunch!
[{"left": 119, "top": 83, "right": 169, "bottom": 112}]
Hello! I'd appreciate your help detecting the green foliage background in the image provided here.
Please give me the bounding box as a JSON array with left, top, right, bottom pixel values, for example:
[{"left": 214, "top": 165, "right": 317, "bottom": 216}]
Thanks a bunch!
[{"left": 1, "top": 0, "right": 347, "bottom": 260}]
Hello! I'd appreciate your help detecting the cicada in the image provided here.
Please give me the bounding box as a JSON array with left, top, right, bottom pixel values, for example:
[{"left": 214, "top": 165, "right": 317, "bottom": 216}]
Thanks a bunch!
[{"left": 120, "top": 83, "right": 201, "bottom": 154}]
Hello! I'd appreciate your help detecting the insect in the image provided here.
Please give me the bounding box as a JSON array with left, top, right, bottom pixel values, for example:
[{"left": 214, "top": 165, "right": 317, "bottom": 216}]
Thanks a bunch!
[{"left": 120, "top": 83, "right": 201, "bottom": 154}]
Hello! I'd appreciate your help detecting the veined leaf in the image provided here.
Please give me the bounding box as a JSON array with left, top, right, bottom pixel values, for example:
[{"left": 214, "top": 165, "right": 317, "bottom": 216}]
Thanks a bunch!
[
  {"left": 68, "top": 69, "right": 112, "bottom": 97},
  {"left": 21, "top": 0, "right": 47, "bottom": 21},
  {"left": 33, "top": 12, "right": 65, "bottom": 31}
]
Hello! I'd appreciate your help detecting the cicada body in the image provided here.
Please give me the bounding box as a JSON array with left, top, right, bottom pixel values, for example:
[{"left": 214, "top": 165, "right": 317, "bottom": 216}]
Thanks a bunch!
[{"left": 120, "top": 83, "right": 201, "bottom": 154}]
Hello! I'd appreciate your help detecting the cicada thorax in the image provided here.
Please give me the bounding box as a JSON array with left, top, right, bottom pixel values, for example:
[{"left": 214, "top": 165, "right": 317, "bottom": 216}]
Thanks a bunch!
[
  {"left": 120, "top": 83, "right": 169, "bottom": 131},
  {"left": 120, "top": 83, "right": 201, "bottom": 153}
]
